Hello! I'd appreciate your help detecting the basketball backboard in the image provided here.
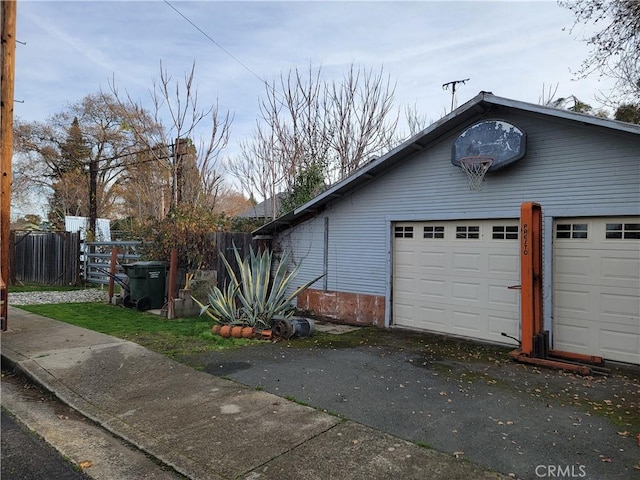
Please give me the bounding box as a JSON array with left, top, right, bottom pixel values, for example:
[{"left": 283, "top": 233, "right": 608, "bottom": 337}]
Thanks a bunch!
[{"left": 451, "top": 120, "right": 526, "bottom": 171}]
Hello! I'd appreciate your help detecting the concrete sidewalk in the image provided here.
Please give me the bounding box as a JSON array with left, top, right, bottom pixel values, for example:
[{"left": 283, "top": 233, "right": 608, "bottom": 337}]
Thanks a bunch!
[{"left": 1, "top": 307, "right": 506, "bottom": 480}]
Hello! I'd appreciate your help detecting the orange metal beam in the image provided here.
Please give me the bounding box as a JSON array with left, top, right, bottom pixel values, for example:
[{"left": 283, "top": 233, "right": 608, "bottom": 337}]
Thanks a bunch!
[
  {"left": 519, "top": 202, "right": 542, "bottom": 356},
  {"left": 548, "top": 349, "right": 604, "bottom": 365},
  {"left": 508, "top": 350, "right": 592, "bottom": 375}
]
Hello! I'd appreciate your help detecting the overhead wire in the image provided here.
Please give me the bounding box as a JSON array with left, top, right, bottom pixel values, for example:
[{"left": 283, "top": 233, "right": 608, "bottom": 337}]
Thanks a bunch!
[
  {"left": 162, "top": 0, "right": 287, "bottom": 107},
  {"left": 163, "top": 0, "right": 269, "bottom": 89}
]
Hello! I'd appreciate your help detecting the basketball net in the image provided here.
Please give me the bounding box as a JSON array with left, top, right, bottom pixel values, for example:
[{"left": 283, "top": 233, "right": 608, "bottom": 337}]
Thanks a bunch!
[{"left": 460, "top": 156, "right": 493, "bottom": 191}]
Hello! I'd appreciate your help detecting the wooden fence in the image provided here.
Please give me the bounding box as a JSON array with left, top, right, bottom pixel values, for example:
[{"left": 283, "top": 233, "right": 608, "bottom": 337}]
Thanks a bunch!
[
  {"left": 10, "top": 231, "right": 255, "bottom": 289},
  {"left": 207, "top": 232, "right": 256, "bottom": 288},
  {"left": 10, "top": 231, "right": 81, "bottom": 285}
]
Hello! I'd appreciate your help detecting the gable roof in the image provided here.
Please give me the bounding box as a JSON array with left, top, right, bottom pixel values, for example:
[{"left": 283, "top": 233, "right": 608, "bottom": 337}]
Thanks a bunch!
[
  {"left": 236, "top": 193, "right": 283, "bottom": 220},
  {"left": 253, "top": 91, "right": 640, "bottom": 237}
]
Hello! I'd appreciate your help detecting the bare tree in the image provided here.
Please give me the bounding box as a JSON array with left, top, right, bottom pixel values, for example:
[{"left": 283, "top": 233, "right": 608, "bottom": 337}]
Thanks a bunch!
[
  {"left": 231, "top": 63, "right": 398, "bottom": 211},
  {"left": 257, "top": 64, "right": 332, "bottom": 189},
  {"left": 328, "top": 65, "right": 397, "bottom": 180},
  {"left": 226, "top": 124, "right": 288, "bottom": 221},
  {"left": 112, "top": 61, "right": 232, "bottom": 213},
  {"left": 560, "top": 0, "right": 640, "bottom": 102}
]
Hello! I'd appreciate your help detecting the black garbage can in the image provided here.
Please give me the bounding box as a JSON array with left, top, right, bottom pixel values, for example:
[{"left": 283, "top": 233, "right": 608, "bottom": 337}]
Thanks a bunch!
[{"left": 122, "top": 261, "right": 168, "bottom": 311}]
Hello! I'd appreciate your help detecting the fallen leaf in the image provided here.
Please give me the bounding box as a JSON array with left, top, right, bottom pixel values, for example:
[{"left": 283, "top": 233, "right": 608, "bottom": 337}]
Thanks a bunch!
[
  {"left": 617, "top": 431, "right": 629, "bottom": 437},
  {"left": 439, "top": 391, "right": 447, "bottom": 396},
  {"left": 599, "top": 455, "right": 612, "bottom": 463},
  {"left": 57, "top": 415, "right": 69, "bottom": 420},
  {"left": 79, "top": 461, "right": 93, "bottom": 469},
  {"left": 453, "top": 451, "right": 464, "bottom": 458}
]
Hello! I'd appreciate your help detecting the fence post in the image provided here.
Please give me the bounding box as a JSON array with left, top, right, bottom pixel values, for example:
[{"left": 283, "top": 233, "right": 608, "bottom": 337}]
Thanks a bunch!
[
  {"left": 108, "top": 248, "right": 119, "bottom": 302},
  {"left": 167, "top": 248, "right": 178, "bottom": 319}
]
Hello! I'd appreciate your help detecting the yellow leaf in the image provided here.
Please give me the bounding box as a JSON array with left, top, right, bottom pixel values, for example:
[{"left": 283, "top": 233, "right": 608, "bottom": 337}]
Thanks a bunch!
[{"left": 79, "top": 461, "right": 93, "bottom": 469}]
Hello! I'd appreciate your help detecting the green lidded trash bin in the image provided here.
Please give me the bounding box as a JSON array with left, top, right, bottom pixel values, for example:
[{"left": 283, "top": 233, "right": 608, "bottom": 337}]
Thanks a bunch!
[{"left": 122, "top": 261, "right": 168, "bottom": 311}]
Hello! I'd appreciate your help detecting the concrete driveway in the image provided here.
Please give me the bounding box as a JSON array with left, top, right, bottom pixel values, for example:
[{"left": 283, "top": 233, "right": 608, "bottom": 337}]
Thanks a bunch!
[{"left": 177, "top": 326, "right": 640, "bottom": 480}]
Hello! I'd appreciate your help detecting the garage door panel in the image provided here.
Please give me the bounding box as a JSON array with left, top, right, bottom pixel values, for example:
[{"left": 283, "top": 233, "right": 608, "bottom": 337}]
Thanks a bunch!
[
  {"left": 554, "top": 216, "right": 640, "bottom": 364},
  {"left": 395, "top": 251, "right": 417, "bottom": 268},
  {"left": 489, "top": 314, "right": 519, "bottom": 338},
  {"left": 489, "top": 253, "right": 519, "bottom": 274},
  {"left": 421, "top": 251, "right": 447, "bottom": 269},
  {"left": 600, "top": 255, "right": 640, "bottom": 286},
  {"left": 599, "top": 329, "right": 640, "bottom": 363},
  {"left": 418, "top": 306, "right": 447, "bottom": 329},
  {"left": 452, "top": 310, "right": 482, "bottom": 334},
  {"left": 452, "top": 252, "right": 482, "bottom": 271},
  {"left": 488, "top": 285, "right": 519, "bottom": 307},
  {"left": 554, "top": 254, "right": 591, "bottom": 280},
  {"left": 555, "top": 289, "right": 590, "bottom": 313},
  {"left": 421, "top": 278, "right": 446, "bottom": 298},
  {"left": 599, "top": 289, "right": 640, "bottom": 325},
  {"left": 452, "top": 282, "right": 480, "bottom": 302},
  {"left": 554, "top": 322, "right": 590, "bottom": 350}
]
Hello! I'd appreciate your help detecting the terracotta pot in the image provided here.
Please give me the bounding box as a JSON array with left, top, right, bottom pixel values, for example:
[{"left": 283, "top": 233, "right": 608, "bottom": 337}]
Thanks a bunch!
[
  {"left": 260, "top": 329, "right": 273, "bottom": 340},
  {"left": 241, "top": 326, "right": 254, "bottom": 338},
  {"left": 230, "top": 326, "right": 244, "bottom": 338},
  {"left": 219, "top": 325, "right": 232, "bottom": 338},
  {"left": 211, "top": 324, "right": 221, "bottom": 336}
]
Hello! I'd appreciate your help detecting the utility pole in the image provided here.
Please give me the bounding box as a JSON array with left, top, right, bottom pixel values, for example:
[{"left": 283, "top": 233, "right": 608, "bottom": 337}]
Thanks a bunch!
[
  {"left": 442, "top": 78, "right": 469, "bottom": 113},
  {"left": 1, "top": 0, "right": 17, "bottom": 330}
]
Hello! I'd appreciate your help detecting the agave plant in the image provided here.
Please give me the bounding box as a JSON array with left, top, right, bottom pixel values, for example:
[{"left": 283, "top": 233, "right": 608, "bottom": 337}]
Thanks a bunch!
[
  {"left": 194, "top": 245, "right": 323, "bottom": 328},
  {"left": 192, "top": 281, "right": 241, "bottom": 325}
]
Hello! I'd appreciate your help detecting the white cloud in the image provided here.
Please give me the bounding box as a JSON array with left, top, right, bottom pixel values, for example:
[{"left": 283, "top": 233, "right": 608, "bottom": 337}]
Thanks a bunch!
[{"left": 14, "top": 0, "right": 616, "bottom": 203}]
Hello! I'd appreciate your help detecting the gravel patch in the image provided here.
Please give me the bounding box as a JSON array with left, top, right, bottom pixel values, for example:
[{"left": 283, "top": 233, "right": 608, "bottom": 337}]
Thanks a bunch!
[{"left": 9, "top": 289, "right": 109, "bottom": 305}]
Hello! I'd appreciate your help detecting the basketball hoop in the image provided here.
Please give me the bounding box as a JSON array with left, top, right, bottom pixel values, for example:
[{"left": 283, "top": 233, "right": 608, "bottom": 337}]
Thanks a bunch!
[{"left": 460, "top": 156, "right": 493, "bottom": 191}]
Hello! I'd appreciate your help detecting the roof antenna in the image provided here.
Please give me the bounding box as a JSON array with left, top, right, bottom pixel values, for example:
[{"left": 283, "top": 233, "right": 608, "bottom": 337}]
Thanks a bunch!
[{"left": 442, "top": 78, "right": 470, "bottom": 113}]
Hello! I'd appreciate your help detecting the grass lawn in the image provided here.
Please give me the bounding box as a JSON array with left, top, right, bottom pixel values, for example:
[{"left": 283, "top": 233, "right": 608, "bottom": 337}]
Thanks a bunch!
[{"left": 17, "top": 302, "right": 258, "bottom": 357}]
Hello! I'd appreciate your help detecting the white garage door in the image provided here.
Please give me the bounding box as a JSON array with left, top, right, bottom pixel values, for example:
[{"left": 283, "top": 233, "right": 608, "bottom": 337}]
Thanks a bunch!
[
  {"left": 393, "top": 220, "right": 520, "bottom": 344},
  {"left": 554, "top": 217, "right": 640, "bottom": 364}
]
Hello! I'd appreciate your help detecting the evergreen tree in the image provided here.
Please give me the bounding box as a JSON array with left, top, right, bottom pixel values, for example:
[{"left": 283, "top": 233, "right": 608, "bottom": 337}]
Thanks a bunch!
[{"left": 48, "top": 118, "right": 92, "bottom": 228}]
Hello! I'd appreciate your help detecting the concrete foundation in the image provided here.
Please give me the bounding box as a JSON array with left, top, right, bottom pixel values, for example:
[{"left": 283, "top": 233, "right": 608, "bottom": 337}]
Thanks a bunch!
[{"left": 296, "top": 288, "right": 385, "bottom": 327}]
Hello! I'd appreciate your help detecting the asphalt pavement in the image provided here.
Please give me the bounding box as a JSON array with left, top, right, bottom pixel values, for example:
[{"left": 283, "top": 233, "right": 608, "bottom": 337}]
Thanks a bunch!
[
  {"left": 177, "top": 326, "right": 640, "bottom": 480},
  {"left": 1, "top": 408, "right": 91, "bottom": 480}
]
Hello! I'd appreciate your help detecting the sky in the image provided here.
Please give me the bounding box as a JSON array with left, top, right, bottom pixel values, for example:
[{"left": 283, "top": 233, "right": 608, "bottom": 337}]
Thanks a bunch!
[{"left": 13, "top": 0, "right": 615, "bottom": 212}]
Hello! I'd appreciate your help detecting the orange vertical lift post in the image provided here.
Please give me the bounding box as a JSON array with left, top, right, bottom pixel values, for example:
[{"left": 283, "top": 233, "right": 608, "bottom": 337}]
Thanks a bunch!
[{"left": 507, "top": 202, "right": 608, "bottom": 375}]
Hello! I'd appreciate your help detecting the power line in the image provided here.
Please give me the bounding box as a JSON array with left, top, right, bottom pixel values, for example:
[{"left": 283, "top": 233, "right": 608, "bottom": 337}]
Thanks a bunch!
[{"left": 163, "top": 1, "right": 268, "bottom": 88}]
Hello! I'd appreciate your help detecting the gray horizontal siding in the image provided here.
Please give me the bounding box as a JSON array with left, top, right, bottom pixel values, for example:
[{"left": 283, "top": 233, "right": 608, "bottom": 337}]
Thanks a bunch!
[
  {"left": 278, "top": 216, "right": 325, "bottom": 301},
  {"left": 277, "top": 110, "right": 640, "bottom": 298}
]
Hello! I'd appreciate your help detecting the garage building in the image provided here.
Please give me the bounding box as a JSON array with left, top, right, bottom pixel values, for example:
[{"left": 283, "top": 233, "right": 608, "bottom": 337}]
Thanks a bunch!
[{"left": 254, "top": 92, "right": 640, "bottom": 365}]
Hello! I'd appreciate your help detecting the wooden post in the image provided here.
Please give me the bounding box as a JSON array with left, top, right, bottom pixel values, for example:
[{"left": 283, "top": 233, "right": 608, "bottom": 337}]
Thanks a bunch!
[
  {"left": 1, "top": 0, "right": 17, "bottom": 330},
  {"left": 167, "top": 248, "right": 178, "bottom": 319},
  {"left": 107, "top": 248, "right": 119, "bottom": 302}
]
